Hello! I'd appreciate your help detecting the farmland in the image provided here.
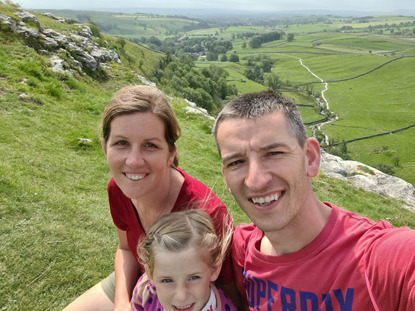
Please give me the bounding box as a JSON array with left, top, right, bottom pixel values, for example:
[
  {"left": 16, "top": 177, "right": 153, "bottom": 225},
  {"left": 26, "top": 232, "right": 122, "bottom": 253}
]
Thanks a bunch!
[{"left": 36, "top": 9, "right": 415, "bottom": 185}]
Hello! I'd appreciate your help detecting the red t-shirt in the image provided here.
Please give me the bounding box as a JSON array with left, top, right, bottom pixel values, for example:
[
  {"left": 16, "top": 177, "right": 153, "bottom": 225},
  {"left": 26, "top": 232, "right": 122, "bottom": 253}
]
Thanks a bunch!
[
  {"left": 233, "top": 202, "right": 415, "bottom": 310},
  {"left": 108, "top": 167, "right": 234, "bottom": 284}
]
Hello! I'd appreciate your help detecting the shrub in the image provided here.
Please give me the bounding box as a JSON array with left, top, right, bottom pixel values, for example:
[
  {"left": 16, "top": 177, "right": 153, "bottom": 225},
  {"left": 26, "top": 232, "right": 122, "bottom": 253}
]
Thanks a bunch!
[{"left": 376, "top": 163, "right": 395, "bottom": 175}]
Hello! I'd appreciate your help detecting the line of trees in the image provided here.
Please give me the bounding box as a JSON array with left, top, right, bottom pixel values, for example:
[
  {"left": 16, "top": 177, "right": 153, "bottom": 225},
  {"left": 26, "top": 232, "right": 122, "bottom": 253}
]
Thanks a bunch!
[
  {"left": 249, "top": 31, "right": 282, "bottom": 48},
  {"left": 152, "top": 52, "right": 237, "bottom": 113}
]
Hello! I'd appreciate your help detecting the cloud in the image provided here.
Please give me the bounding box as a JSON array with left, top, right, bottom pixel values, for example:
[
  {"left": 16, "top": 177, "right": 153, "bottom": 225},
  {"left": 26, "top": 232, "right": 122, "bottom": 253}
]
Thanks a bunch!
[{"left": 15, "top": 0, "right": 415, "bottom": 13}]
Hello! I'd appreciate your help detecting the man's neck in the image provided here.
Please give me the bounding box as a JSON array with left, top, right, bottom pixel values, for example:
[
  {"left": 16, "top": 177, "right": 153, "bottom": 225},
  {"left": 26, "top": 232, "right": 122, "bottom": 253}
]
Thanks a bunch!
[{"left": 261, "top": 199, "right": 331, "bottom": 256}]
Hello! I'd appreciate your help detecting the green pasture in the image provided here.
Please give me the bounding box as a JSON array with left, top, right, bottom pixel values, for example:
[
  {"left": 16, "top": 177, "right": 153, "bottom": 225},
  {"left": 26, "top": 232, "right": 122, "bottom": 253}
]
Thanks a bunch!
[
  {"left": 345, "top": 129, "right": 415, "bottom": 186},
  {"left": 328, "top": 36, "right": 414, "bottom": 52},
  {"left": 224, "top": 67, "right": 266, "bottom": 93},
  {"left": 322, "top": 56, "right": 415, "bottom": 184},
  {"left": 195, "top": 61, "right": 266, "bottom": 93},
  {"left": 291, "top": 53, "right": 389, "bottom": 81}
]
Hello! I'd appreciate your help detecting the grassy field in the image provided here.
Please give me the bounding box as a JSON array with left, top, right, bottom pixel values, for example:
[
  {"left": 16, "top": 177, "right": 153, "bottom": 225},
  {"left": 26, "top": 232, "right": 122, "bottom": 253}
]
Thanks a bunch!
[{"left": 1, "top": 5, "right": 415, "bottom": 310}]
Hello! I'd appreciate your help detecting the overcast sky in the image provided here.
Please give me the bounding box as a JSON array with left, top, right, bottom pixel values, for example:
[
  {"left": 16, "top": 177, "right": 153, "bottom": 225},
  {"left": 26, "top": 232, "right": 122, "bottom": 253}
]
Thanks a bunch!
[{"left": 14, "top": 0, "right": 415, "bottom": 14}]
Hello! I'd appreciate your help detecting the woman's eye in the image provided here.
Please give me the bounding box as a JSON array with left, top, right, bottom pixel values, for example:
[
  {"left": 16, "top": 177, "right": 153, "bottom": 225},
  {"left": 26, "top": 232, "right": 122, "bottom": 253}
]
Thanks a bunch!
[
  {"left": 144, "top": 142, "right": 157, "bottom": 148},
  {"left": 115, "top": 140, "right": 128, "bottom": 146}
]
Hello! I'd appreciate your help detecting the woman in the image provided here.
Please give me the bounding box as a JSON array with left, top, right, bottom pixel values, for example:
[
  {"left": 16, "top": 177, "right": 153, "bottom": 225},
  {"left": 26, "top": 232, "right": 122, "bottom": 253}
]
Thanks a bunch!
[{"left": 63, "top": 85, "right": 235, "bottom": 310}]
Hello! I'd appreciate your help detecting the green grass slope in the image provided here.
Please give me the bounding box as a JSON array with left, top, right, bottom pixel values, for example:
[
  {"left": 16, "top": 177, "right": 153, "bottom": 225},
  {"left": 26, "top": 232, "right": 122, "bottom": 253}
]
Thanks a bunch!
[{"left": 0, "top": 4, "right": 414, "bottom": 310}]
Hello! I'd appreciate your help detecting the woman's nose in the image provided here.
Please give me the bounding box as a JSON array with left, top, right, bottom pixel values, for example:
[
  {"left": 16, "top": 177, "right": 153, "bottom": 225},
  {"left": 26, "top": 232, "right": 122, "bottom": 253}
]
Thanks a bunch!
[{"left": 125, "top": 147, "right": 145, "bottom": 167}]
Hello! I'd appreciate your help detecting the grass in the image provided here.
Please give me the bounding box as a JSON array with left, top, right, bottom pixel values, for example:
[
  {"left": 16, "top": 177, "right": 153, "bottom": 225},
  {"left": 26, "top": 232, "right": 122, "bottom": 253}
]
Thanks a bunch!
[{"left": 1, "top": 5, "right": 415, "bottom": 310}]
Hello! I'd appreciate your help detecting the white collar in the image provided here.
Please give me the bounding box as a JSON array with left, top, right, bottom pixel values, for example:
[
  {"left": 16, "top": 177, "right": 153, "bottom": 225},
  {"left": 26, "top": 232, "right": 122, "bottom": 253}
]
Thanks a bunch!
[{"left": 201, "top": 287, "right": 216, "bottom": 311}]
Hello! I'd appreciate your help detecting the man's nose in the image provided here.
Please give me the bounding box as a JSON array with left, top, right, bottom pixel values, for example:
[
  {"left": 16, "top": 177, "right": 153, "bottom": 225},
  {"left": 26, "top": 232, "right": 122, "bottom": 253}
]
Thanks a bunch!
[{"left": 245, "top": 159, "right": 272, "bottom": 191}]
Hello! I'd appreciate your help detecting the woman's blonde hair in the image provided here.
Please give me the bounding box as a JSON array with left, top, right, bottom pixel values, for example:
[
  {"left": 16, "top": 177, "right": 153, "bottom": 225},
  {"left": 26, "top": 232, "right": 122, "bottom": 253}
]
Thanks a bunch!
[
  {"left": 137, "top": 209, "right": 233, "bottom": 278},
  {"left": 101, "top": 85, "right": 181, "bottom": 167}
]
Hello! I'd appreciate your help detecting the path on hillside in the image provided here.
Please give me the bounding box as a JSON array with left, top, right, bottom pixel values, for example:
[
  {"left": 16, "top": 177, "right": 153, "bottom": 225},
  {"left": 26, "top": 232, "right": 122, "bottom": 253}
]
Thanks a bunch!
[{"left": 284, "top": 54, "right": 337, "bottom": 144}]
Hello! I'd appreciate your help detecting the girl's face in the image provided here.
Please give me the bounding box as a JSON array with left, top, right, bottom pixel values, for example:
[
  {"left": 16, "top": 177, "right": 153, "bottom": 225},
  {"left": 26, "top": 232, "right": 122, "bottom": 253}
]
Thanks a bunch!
[
  {"left": 103, "top": 111, "right": 176, "bottom": 200},
  {"left": 151, "top": 247, "right": 221, "bottom": 311}
]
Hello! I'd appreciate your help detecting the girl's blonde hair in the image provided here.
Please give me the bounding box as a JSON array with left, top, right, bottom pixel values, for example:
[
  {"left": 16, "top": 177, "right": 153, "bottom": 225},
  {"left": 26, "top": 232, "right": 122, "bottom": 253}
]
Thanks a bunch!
[{"left": 137, "top": 209, "right": 233, "bottom": 278}]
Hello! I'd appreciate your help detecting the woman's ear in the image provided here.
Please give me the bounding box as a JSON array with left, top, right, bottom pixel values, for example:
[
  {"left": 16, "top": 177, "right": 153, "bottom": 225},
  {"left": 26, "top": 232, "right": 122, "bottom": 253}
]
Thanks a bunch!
[
  {"left": 304, "top": 137, "right": 321, "bottom": 178},
  {"left": 101, "top": 138, "right": 107, "bottom": 155},
  {"left": 168, "top": 143, "right": 177, "bottom": 166}
]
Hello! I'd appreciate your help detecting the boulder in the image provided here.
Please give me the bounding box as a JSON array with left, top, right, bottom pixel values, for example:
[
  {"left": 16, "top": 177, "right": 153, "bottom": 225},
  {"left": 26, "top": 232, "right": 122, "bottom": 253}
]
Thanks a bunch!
[{"left": 320, "top": 150, "right": 415, "bottom": 211}]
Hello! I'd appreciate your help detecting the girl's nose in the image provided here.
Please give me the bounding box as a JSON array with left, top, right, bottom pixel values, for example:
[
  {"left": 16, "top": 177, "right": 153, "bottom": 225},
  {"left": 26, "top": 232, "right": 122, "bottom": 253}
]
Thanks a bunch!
[{"left": 174, "top": 284, "right": 188, "bottom": 302}]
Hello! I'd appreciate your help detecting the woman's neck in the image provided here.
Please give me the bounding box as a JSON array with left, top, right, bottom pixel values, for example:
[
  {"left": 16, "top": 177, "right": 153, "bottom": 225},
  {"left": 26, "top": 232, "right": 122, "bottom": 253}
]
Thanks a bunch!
[{"left": 133, "top": 168, "right": 184, "bottom": 230}]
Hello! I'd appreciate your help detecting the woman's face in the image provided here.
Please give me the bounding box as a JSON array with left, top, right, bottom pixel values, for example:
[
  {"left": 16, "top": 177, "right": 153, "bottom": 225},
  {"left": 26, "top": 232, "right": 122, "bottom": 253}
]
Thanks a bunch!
[{"left": 103, "top": 111, "right": 176, "bottom": 200}]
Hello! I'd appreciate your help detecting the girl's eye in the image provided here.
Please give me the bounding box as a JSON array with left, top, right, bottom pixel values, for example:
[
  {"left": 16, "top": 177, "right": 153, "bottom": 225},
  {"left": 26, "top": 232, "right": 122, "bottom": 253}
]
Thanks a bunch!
[
  {"left": 189, "top": 275, "right": 200, "bottom": 281},
  {"left": 161, "top": 278, "right": 173, "bottom": 283}
]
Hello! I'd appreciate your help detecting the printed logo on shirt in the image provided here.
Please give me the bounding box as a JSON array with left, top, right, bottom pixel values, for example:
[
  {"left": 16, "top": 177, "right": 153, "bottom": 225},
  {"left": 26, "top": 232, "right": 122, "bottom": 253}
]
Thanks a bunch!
[{"left": 243, "top": 269, "right": 354, "bottom": 310}]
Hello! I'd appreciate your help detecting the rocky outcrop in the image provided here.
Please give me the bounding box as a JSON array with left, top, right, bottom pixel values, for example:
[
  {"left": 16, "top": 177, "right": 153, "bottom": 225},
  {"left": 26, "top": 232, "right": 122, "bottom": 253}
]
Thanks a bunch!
[
  {"left": 319, "top": 150, "right": 415, "bottom": 211},
  {"left": 0, "top": 8, "right": 120, "bottom": 74}
]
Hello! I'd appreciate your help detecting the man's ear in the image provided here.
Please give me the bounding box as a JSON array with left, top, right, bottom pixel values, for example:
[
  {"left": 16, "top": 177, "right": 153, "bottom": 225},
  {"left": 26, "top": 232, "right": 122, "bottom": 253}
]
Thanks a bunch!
[
  {"left": 304, "top": 137, "right": 321, "bottom": 178},
  {"left": 222, "top": 165, "right": 233, "bottom": 195}
]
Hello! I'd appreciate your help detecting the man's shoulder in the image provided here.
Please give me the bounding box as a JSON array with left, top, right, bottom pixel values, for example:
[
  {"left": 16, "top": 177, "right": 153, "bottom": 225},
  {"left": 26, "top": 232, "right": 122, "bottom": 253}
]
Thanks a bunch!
[{"left": 234, "top": 222, "right": 259, "bottom": 242}]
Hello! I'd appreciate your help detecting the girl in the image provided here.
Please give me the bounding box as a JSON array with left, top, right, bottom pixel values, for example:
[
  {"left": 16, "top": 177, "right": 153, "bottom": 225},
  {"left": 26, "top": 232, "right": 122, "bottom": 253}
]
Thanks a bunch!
[{"left": 131, "top": 209, "right": 237, "bottom": 311}]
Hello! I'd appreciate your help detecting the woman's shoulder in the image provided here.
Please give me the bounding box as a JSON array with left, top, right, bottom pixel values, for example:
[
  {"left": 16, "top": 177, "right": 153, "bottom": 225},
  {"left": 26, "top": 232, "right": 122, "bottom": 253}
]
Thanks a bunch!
[{"left": 175, "top": 167, "right": 225, "bottom": 207}]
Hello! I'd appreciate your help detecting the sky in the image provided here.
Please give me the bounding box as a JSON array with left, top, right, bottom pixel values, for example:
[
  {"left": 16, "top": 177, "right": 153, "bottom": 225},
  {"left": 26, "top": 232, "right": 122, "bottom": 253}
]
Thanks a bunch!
[{"left": 13, "top": 0, "right": 415, "bottom": 15}]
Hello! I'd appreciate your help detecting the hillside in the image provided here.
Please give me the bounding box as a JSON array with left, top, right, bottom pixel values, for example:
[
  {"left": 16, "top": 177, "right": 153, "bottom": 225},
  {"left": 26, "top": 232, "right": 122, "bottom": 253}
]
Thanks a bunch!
[
  {"left": 36, "top": 9, "right": 415, "bottom": 186},
  {"left": 0, "top": 3, "right": 414, "bottom": 310}
]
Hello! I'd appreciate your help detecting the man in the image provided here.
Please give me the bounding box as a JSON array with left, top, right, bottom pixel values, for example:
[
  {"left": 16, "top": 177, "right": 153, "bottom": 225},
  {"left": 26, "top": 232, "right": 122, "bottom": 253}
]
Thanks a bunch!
[{"left": 213, "top": 90, "right": 415, "bottom": 310}]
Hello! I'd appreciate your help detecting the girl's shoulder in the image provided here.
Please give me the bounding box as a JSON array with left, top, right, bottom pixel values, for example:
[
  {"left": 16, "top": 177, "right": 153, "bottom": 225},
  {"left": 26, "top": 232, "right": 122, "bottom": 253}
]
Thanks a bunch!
[
  {"left": 131, "top": 274, "right": 163, "bottom": 311},
  {"left": 212, "top": 283, "right": 238, "bottom": 311}
]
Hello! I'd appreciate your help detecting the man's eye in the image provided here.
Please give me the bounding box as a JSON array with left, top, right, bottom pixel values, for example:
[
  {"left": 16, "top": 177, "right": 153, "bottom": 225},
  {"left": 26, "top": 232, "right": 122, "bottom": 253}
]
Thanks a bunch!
[
  {"left": 268, "top": 151, "right": 282, "bottom": 156},
  {"left": 228, "top": 159, "right": 243, "bottom": 167}
]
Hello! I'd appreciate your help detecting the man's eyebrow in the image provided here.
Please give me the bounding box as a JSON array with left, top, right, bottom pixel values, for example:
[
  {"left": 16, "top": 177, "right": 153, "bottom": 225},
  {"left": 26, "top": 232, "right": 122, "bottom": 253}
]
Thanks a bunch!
[
  {"left": 221, "top": 142, "right": 288, "bottom": 163},
  {"left": 221, "top": 152, "right": 242, "bottom": 163}
]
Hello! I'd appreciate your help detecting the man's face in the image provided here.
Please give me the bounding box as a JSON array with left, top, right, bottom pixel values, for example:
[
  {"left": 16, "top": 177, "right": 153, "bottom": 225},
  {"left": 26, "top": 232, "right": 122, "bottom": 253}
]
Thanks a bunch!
[{"left": 216, "top": 110, "right": 318, "bottom": 234}]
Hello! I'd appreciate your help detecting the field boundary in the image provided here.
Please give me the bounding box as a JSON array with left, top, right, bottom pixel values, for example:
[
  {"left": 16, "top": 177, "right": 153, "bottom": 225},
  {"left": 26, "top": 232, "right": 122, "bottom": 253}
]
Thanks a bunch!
[
  {"left": 298, "top": 55, "right": 414, "bottom": 86},
  {"left": 330, "top": 123, "right": 415, "bottom": 145}
]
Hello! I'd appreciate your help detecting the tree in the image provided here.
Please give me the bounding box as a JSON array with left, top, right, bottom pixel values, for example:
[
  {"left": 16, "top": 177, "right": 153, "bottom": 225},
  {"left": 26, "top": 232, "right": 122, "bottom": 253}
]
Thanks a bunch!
[
  {"left": 220, "top": 54, "right": 228, "bottom": 62},
  {"left": 287, "top": 33, "right": 295, "bottom": 42},
  {"left": 229, "top": 54, "right": 239, "bottom": 63},
  {"left": 206, "top": 52, "right": 218, "bottom": 61},
  {"left": 249, "top": 37, "right": 262, "bottom": 49},
  {"left": 265, "top": 72, "right": 280, "bottom": 91}
]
